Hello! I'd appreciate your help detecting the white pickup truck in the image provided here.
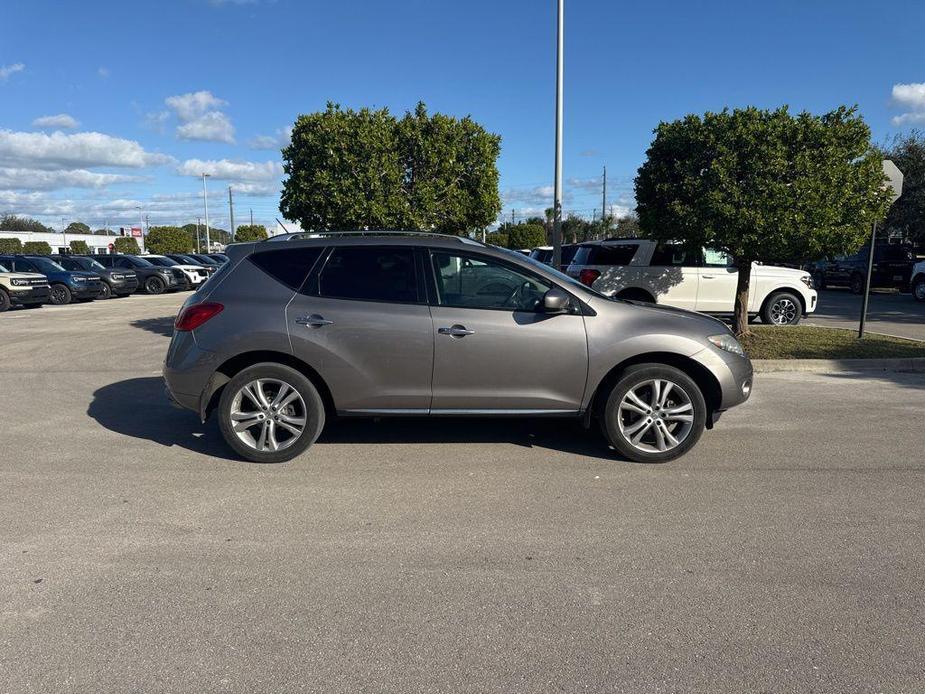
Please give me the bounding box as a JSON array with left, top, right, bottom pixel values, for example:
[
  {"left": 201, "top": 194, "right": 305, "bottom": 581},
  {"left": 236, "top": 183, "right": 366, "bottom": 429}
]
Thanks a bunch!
[{"left": 565, "top": 239, "right": 818, "bottom": 325}]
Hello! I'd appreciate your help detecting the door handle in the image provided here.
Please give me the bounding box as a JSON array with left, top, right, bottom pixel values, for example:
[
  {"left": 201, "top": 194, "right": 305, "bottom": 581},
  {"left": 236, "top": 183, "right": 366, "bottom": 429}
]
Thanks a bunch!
[
  {"left": 701, "top": 274, "right": 715, "bottom": 279},
  {"left": 438, "top": 325, "right": 475, "bottom": 338},
  {"left": 296, "top": 314, "right": 334, "bottom": 328}
]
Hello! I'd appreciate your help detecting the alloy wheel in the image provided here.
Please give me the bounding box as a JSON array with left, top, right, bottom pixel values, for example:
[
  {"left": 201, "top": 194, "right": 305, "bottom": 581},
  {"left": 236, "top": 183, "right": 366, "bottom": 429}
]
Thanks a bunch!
[
  {"left": 769, "top": 297, "right": 797, "bottom": 325},
  {"left": 229, "top": 378, "right": 307, "bottom": 453},
  {"left": 50, "top": 285, "right": 69, "bottom": 304},
  {"left": 914, "top": 281, "right": 925, "bottom": 302},
  {"left": 617, "top": 379, "right": 694, "bottom": 453}
]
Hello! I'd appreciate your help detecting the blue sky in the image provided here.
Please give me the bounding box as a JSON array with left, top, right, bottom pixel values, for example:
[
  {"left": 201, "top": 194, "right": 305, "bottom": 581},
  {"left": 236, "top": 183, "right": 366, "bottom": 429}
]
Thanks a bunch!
[{"left": 1, "top": 0, "right": 924, "bottom": 232}]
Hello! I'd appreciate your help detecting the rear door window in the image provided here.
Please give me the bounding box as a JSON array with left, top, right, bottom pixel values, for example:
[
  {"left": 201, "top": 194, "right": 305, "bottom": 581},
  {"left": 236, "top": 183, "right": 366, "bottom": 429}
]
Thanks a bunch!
[
  {"left": 250, "top": 247, "right": 323, "bottom": 290},
  {"left": 650, "top": 243, "right": 697, "bottom": 267},
  {"left": 572, "top": 244, "right": 638, "bottom": 266},
  {"left": 703, "top": 248, "right": 732, "bottom": 267},
  {"left": 317, "top": 246, "right": 420, "bottom": 303}
]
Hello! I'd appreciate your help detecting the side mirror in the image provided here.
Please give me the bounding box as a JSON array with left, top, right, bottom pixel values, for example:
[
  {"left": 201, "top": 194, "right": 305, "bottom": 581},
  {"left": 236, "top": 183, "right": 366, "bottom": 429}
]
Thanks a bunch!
[{"left": 543, "top": 287, "right": 570, "bottom": 313}]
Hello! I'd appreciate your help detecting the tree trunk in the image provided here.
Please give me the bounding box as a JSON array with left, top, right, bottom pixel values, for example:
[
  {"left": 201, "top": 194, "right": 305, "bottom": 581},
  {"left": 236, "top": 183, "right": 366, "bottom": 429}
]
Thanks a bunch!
[{"left": 732, "top": 257, "right": 752, "bottom": 337}]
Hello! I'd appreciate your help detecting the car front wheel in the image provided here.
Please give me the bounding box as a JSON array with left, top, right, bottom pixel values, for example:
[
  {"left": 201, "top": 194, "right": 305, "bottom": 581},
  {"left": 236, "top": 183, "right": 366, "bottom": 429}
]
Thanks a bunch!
[
  {"left": 849, "top": 273, "right": 865, "bottom": 295},
  {"left": 98, "top": 282, "right": 112, "bottom": 299},
  {"left": 601, "top": 364, "right": 707, "bottom": 463},
  {"left": 49, "top": 284, "right": 72, "bottom": 305},
  {"left": 0, "top": 288, "right": 10, "bottom": 312},
  {"left": 913, "top": 277, "right": 925, "bottom": 303},
  {"left": 145, "top": 276, "right": 166, "bottom": 294},
  {"left": 217, "top": 363, "right": 326, "bottom": 463},
  {"left": 761, "top": 291, "right": 802, "bottom": 326}
]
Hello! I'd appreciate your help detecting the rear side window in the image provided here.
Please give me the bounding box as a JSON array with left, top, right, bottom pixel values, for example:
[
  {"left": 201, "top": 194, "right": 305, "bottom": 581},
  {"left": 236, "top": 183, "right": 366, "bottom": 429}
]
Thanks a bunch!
[
  {"left": 573, "top": 244, "right": 638, "bottom": 266},
  {"left": 250, "top": 247, "right": 323, "bottom": 290},
  {"left": 318, "top": 247, "right": 419, "bottom": 303},
  {"left": 650, "top": 243, "right": 696, "bottom": 267}
]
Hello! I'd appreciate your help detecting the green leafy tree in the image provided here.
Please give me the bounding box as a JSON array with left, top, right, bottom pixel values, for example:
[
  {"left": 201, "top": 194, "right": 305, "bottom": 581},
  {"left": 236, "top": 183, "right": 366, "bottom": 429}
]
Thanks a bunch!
[
  {"left": 234, "top": 224, "right": 268, "bottom": 242},
  {"left": 635, "top": 105, "right": 889, "bottom": 335},
  {"left": 880, "top": 130, "right": 925, "bottom": 243},
  {"left": 281, "top": 101, "right": 501, "bottom": 234},
  {"left": 0, "top": 215, "right": 53, "bottom": 233},
  {"left": 22, "top": 241, "right": 52, "bottom": 255},
  {"left": 93, "top": 229, "right": 111, "bottom": 235},
  {"left": 69, "top": 240, "right": 90, "bottom": 254},
  {"left": 113, "top": 237, "right": 140, "bottom": 254},
  {"left": 0, "top": 238, "right": 22, "bottom": 253},
  {"left": 146, "top": 226, "right": 194, "bottom": 254},
  {"left": 507, "top": 223, "right": 547, "bottom": 250},
  {"left": 485, "top": 232, "right": 509, "bottom": 248},
  {"left": 64, "top": 221, "right": 90, "bottom": 235}
]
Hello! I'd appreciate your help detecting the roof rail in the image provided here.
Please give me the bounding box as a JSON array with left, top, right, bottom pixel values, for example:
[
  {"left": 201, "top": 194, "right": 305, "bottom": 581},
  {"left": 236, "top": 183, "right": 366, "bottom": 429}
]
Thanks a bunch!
[{"left": 263, "top": 230, "right": 486, "bottom": 245}]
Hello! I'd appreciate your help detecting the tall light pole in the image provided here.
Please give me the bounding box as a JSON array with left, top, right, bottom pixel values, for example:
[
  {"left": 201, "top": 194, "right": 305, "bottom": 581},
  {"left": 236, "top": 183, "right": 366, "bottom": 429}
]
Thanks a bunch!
[
  {"left": 552, "top": 0, "right": 564, "bottom": 269},
  {"left": 135, "top": 206, "right": 144, "bottom": 253},
  {"left": 201, "top": 173, "right": 211, "bottom": 252}
]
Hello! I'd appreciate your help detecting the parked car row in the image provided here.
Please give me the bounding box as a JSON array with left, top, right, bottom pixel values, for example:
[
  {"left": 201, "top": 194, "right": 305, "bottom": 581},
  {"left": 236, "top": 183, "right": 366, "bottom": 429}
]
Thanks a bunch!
[
  {"left": 0, "top": 252, "right": 229, "bottom": 312},
  {"left": 804, "top": 244, "right": 918, "bottom": 295},
  {"left": 527, "top": 239, "right": 818, "bottom": 325}
]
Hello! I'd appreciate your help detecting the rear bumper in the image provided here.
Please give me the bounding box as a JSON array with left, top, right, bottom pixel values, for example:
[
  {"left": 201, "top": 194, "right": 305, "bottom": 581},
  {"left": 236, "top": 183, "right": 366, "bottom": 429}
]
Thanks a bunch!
[
  {"left": 8, "top": 285, "right": 49, "bottom": 305},
  {"left": 163, "top": 331, "right": 218, "bottom": 415}
]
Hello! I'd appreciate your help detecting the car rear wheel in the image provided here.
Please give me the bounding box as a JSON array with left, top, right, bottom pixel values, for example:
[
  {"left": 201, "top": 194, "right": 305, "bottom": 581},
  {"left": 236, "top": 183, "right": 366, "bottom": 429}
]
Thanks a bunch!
[
  {"left": 145, "top": 276, "right": 166, "bottom": 294},
  {"left": 601, "top": 364, "right": 707, "bottom": 463},
  {"left": 217, "top": 363, "right": 325, "bottom": 463},
  {"left": 849, "top": 273, "right": 864, "bottom": 295},
  {"left": 49, "top": 284, "right": 72, "bottom": 305},
  {"left": 761, "top": 291, "right": 802, "bottom": 326},
  {"left": 98, "top": 282, "right": 112, "bottom": 299},
  {"left": 0, "top": 288, "right": 10, "bottom": 312},
  {"left": 913, "top": 277, "right": 925, "bottom": 303}
]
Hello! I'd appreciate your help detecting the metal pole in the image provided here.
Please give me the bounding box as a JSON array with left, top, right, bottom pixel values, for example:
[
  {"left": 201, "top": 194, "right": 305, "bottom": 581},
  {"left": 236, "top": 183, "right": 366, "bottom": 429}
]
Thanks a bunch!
[
  {"left": 552, "top": 0, "right": 564, "bottom": 269},
  {"left": 201, "top": 173, "right": 211, "bottom": 252},
  {"left": 858, "top": 220, "right": 878, "bottom": 339},
  {"left": 601, "top": 166, "right": 606, "bottom": 234},
  {"left": 196, "top": 218, "right": 201, "bottom": 254},
  {"left": 228, "top": 186, "right": 235, "bottom": 243},
  {"left": 250, "top": 208, "right": 254, "bottom": 227}
]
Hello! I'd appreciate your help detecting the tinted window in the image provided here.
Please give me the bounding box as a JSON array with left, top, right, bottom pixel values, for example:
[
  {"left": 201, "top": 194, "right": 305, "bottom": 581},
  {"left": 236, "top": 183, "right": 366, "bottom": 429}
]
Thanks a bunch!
[
  {"left": 650, "top": 243, "right": 697, "bottom": 267},
  {"left": 26, "top": 257, "right": 66, "bottom": 273},
  {"left": 572, "top": 244, "right": 638, "bottom": 266},
  {"left": 250, "top": 248, "right": 323, "bottom": 290},
  {"left": 431, "top": 252, "right": 551, "bottom": 311},
  {"left": 126, "top": 256, "right": 153, "bottom": 268},
  {"left": 318, "top": 247, "right": 419, "bottom": 303},
  {"left": 146, "top": 257, "right": 177, "bottom": 267},
  {"left": 95, "top": 256, "right": 114, "bottom": 267},
  {"left": 0, "top": 262, "right": 8, "bottom": 272},
  {"left": 560, "top": 245, "right": 579, "bottom": 265}
]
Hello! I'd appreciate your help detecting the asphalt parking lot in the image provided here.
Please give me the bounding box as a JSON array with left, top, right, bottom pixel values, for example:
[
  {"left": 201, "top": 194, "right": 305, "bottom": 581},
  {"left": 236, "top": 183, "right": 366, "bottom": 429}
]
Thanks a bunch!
[
  {"left": 806, "top": 287, "right": 925, "bottom": 341},
  {"left": 2, "top": 294, "right": 924, "bottom": 693}
]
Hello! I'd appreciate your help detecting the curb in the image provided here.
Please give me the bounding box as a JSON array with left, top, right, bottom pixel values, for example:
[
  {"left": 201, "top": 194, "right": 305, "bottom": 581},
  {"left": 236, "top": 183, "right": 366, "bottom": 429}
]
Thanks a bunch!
[{"left": 752, "top": 357, "right": 925, "bottom": 374}]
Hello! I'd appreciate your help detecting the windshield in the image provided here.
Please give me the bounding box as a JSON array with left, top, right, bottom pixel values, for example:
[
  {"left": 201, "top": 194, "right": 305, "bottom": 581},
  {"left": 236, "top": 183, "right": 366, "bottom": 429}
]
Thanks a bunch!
[
  {"left": 497, "top": 247, "right": 609, "bottom": 299},
  {"left": 83, "top": 258, "right": 106, "bottom": 271},
  {"left": 191, "top": 254, "right": 219, "bottom": 265},
  {"left": 128, "top": 256, "right": 154, "bottom": 267},
  {"left": 29, "top": 257, "right": 66, "bottom": 273},
  {"left": 0, "top": 262, "right": 8, "bottom": 272},
  {"left": 146, "top": 256, "right": 178, "bottom": 267},
  {"left": 172, "top": 255, "right": 197, "bottom": 264}
]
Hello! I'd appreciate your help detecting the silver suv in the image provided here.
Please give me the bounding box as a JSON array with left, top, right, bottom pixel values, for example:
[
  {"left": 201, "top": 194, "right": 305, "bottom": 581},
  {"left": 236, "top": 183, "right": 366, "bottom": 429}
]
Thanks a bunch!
[{"left": 164, "top": 233, "right": 753, "bottom": 464}]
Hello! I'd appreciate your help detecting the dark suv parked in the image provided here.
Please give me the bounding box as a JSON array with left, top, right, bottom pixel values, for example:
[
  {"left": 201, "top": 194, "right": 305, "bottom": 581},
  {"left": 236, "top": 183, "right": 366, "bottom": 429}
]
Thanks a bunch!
[
  {"left": 95, "top": 254, "right": 186, "bottom": 294},
  {"left": 164, "top": 232, "right": 753, "bottom": 465},
  {"left": 0, "top": 254, "right": 102, "bottom": 304},
  {"left": 807, "top": 244, "right": 917, "bottom": 293},
  {"left": 50, "top": 254, "right": 139, "bottom": 298}
]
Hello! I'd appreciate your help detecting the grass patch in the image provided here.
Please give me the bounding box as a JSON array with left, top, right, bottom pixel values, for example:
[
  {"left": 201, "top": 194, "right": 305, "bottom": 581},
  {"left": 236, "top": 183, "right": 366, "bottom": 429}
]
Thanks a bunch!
[{"left": 740, "top": 326, "right": 925, "bottom": 360}]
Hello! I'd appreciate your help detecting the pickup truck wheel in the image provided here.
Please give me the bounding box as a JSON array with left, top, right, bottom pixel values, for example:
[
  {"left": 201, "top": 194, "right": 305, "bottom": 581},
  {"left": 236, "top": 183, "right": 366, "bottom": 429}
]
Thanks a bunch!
[
  {"left": 601, "top": 364, "right": 707, "bottom": 463},
  {"left": 0, "top": 288, "right": 10, "bottom": 312},
  {"left": 849, "top": 273, "right": 864, "bottom": 295},
  {"left": 911, "top": 276, "right": 925, "bottom": 302},
  {"left": 145, "top": 276, "right": 166, "bottom": 294},
  {"left": 218, "top": 363, "right": 325, "bottom": 464},
  {"left": 761, "top": 291, "right": 802, "bottom": 326},
  {"left": 812, "top": 271, "right": 826, "bottom": 290},
  {"left": 49, "top": 284, "right": 72, "bottom": 305}
]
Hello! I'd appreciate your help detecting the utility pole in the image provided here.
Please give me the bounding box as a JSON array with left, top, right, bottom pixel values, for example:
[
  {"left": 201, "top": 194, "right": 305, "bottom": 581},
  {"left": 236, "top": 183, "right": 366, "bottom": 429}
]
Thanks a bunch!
[
  {"left": 228, "top": 186, "right": 235, "bottom": 244},
  {"left": 250, "top": 208, "right": 254, "bottom": 227},
  {"left": 201, "top": 173, "right": 211, "bottom": 252},
  {"left": 601, "top": 166, "right": 607, "bottom": 231},
  {"left": 511, "top": 209, "right": 515, "bottom": 226},
  {"left": 551, "top": 0, "right": 564, "bottom": 269},
  {"left": 196, "top": 218, "right": 201, "bottom": 254}
]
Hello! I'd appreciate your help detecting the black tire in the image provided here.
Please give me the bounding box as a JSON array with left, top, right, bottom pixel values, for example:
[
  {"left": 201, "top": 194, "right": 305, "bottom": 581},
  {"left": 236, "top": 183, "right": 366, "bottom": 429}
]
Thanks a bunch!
[
  {"left": 812, "top": 271, "right": 826, "bottom": 291},
  {"left": 217, "top": 363, "right": 326, "bottom": 463},
  {"left": 0, "top": 288, "right": 10, "bottom": 312},
  {"left": 761, "top": 291, "right": 802, "bottom": 326},
  {"left": 912, "top": 277, "right": 925, "bottom": 303},
  {"left": 49, "top": 284, "right": 72, "bottom": 305},
  {"left": 145, "top": 276, "right": 166, "bottom": 295},
  {"left": 98, "top": 282, "right": 112, "bottom": 299},
  {"left": 601, "top": 363, "right": 707, "bottom": 464},
  {"left": 849, "top": 273, "right": 864, "bottom": 295}
]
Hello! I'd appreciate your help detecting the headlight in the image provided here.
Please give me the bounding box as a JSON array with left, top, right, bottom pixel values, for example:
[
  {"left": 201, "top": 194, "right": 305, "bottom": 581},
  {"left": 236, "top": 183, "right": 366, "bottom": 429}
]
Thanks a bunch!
[
  {"left": 800, "top": 274, "right": 814, "bottom": 289},
  {"left": 10, "top": 278, "right": 29, "bottom": 286},
  {"left": 708, "top": 333, "right": 746, "bottom": 357}
]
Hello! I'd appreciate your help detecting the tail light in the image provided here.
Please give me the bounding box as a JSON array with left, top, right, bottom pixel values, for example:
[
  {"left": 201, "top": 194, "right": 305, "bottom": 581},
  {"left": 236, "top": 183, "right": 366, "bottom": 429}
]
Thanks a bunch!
[
  {"left": 578, "top": 268, "right": 601, "bottom": 287},
  {"left": 175, "top": 302, "right": 224, "bottom": 331}
]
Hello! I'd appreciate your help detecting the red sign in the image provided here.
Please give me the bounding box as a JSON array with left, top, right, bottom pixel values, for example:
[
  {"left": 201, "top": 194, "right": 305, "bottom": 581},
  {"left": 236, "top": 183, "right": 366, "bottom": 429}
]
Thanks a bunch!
[
  {"left": 131, "top": 226, "right": 142, "bottom": 238},
  {"left": 108, "top": 243, "right": 114, "bottom": 251}
]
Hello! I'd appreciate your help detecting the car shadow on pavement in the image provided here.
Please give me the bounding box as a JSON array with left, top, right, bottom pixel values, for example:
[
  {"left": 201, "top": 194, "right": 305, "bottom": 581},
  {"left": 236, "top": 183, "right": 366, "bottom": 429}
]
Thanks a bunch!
[
  {"left": 87, "top": 376, "right": 235, "bottom": 460},
  {"left": 317, "top": 417, "right": 618, "bottom": 460},
  {"left": 130, "top": 316, "right": 176, "bottom": 337}
]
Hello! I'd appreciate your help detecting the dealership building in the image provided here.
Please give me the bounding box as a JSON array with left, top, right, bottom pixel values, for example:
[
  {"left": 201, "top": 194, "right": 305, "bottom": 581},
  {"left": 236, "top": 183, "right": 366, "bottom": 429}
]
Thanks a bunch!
[{"left": 0, "top": 229, "right": 142, "bottom": 254}]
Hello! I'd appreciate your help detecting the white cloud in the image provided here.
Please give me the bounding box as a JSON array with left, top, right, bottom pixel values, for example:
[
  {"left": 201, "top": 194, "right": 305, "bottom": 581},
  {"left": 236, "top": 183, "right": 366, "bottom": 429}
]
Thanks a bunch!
[
  {"left": 0, "top": 63, "right": 25, "bottom": 82},
  {"left": 177, "top": 158, "right": 282, "bottom": 181},
  {"left": 890, "top": 83, "right": 925, "bottom": 126},
  {"left": 98, "top": 66, "right": 110, "bottom": 79},
  {"left": 32, "top": 113, "right": 80, "bottom": 130},
  {"left": 0, "top": 130, "right": 173, "bottom": 170},
  {"left": 142, "top": 110, "right": 170, "bottom": 133},
  {"left": 164, "top": 90, "right": 235, "bottom": 143},
  {"left": 248, "top": 126, "right": 292, "bottom": 150},
  {"left": 0, "top": 167, "right": 141, "bottom": 190}
]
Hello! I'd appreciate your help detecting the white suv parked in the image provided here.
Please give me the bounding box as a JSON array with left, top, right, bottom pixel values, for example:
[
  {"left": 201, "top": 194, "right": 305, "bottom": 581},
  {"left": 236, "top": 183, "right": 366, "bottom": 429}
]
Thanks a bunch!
[{"left": 566, "top": 239, "right": 817, "bottom": 325}]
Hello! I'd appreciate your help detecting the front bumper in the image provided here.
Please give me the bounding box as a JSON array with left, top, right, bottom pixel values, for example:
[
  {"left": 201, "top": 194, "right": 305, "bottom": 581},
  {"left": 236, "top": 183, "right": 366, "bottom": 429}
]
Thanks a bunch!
[
  {"left": 691, "top": 345, "right": 754, "bottom": 412},
  {"left": 9, "top": 285, "right": 50, "bottom": 305},
  {"left": 112, "top": 278, "right": 140, "bottom": 295},
  {"left": 71, "top": 281, "right": 103, "bottom": 299}
]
